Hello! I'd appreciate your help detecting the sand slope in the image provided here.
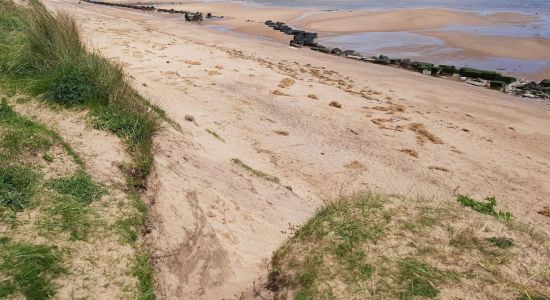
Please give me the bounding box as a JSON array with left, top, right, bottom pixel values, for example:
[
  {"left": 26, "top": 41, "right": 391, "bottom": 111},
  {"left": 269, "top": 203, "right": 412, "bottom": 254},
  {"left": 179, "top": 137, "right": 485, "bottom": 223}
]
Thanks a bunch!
[{"left": 43, "top": 1, "right": 550, "bottom": 298}]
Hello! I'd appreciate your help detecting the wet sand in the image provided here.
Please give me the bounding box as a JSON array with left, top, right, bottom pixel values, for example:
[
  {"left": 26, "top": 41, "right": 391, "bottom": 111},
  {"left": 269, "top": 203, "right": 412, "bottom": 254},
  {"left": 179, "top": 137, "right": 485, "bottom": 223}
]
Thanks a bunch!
[{"left": 154, "top": 1, "right": 550, "bottom": 80}]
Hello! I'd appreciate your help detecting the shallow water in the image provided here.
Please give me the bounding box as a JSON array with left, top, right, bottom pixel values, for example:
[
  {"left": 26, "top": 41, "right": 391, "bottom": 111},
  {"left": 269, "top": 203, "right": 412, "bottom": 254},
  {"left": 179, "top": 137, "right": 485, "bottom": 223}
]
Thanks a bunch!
[
  {"left": 316, "top": 31, "right": 550, "bottom": 78},
  {"left": 202, "top": 0, "right": 550, "bottom": 79},
  {"left": 218, "top": 0, "right": 550, "bottom": 13}
]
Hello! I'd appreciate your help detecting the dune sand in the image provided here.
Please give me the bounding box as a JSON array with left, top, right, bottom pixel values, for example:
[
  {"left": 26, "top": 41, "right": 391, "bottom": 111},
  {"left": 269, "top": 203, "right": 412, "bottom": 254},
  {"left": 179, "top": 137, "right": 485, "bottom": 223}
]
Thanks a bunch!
[{"left": 43, "top": 0, "right": 550, "bottom": 299}]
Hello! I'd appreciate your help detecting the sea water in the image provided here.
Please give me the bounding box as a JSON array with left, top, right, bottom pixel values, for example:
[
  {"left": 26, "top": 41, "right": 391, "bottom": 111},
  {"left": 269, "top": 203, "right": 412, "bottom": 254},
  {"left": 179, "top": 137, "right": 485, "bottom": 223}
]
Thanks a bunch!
[
  {"left": 231, "top": 0, "right": 550, "bottom": 14},
  {"left": 207, "top": 0, "right": 550, "bottom": 78}
]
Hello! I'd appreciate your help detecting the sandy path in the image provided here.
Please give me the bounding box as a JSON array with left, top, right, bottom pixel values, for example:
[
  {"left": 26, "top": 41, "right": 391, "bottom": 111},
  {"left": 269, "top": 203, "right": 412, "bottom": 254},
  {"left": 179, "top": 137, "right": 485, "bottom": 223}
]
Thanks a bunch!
[{"left": 44, "top": 1, "right": 550, "bottom": 299}]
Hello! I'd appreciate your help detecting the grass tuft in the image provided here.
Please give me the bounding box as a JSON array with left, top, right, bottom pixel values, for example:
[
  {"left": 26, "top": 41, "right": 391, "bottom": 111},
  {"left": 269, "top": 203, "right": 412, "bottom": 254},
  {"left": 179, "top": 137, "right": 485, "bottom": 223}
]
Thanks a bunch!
[
  {"left": 40, "top": 196, "right": 96, "bottom": 241},
  {"left": 0, "top": 99, "right": 55, "bottom": 160},
  {"left": 486, "top": 237, "right": 514, "bottom": 249},
  {"left": 133, "top": 252, "right": 155, "bottom": 300},
  {"left": 268, "top": 193, "right": 549, "bottom": 299},
  {"left": 398, "top": 258, "right": 452, "bottom": 299},
  {"left": 0, "top": 238, "right": 64, "bottom": 300},
  {"left": 46, "top": 172, "right": 103, "bottom": 204},
  {"left": 1, "top": 2, "right": 159, "bottom": 296},
  {"left": 0, "top": 165, "right": 39, "bottom": 211},
  {"left": 206, "top": 128, "right": 225, "bottom": 142},
  {"left": 231, "top": 158, "right": 280, "bottom": 183},
  {"left": 457, "top": 194, "right": 512, "bottom": 221}
]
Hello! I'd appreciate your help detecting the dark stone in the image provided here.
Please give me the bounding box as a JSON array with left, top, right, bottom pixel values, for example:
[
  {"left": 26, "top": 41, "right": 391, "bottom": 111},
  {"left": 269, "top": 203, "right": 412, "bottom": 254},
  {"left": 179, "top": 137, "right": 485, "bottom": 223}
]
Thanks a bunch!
[{"left": 490, "top": 81, "right": 506, "bottom": 91}]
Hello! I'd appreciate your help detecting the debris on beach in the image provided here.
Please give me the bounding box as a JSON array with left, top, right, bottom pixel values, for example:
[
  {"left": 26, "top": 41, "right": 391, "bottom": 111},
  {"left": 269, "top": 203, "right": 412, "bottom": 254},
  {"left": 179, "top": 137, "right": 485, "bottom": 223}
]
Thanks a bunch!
[
  {"left": 264, "top": 20, "right": 550, "bottom": 102},
  {"left": 82, "top": 0, "right": 223, "bottom": 21}
]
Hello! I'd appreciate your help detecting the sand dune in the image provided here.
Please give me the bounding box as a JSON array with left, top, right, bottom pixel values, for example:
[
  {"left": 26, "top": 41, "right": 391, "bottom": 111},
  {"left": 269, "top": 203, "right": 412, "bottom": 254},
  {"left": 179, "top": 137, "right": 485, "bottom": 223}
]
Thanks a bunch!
[{"left": 43, "top": 0, "right": 550, "bottom": 298}]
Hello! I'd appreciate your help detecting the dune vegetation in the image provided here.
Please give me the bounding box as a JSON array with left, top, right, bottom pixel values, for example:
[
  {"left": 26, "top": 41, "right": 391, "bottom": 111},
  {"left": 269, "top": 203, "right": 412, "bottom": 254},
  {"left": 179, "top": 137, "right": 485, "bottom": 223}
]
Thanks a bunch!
[
  {"left": 0, "top": 0, "right": 159, "bottom": 298},
  {"left": 267, "top": 192, "right": 549, "bottom": 299}
]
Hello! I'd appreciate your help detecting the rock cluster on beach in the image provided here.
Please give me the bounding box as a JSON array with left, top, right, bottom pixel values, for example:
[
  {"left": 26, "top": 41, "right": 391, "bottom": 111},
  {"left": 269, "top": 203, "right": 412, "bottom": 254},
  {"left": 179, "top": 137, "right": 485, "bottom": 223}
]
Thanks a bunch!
[
  {"left": 82, "top": 0, "right": 222, "bottom": 21},
  {"left": 265, "top": 20, "right": 550, "bottom": 101}
]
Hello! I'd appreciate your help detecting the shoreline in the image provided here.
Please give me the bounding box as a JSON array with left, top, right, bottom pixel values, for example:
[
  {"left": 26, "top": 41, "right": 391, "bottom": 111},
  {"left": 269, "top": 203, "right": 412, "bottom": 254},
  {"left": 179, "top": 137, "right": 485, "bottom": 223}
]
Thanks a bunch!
[
  {"left": 84, "top": 0, "right": 550, "bottom": 96},
  {"left": 154, "top": 1, "right": 550, "bottom": 81}
]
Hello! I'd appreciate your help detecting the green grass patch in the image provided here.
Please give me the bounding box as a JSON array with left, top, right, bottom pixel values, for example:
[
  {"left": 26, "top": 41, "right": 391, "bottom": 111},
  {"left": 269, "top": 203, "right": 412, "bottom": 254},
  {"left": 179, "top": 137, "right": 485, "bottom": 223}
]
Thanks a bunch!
[
  {"left": 231, "top": 158, "right": 279, "bottom": 183},
  {"left": 0, "top": 1, "right": 160, "bottom": 186},
  {"left": 268, "top": 193, "right": 549, "bottom": 299},
  {"left": 398, "top": 258, "right": 455, "bottom": 299},
  {"left": 0, "top": 237, "right": 64, "bottom": 299},
  {"left": 0, "top": 165, "right": 39, "bottom": 211},
  {"left": 268, "top": 193, "right": 388, "bottom": 298},
  {"left": 1, "top": 1, "right": 161, "bottom": 296},
  {"left": 457, "top": 195, "right": 512, "bottom": 221},
  {"left": 486, "top": 237, "right": 513, "bottom": 249},
  {"left": 133, "top": 251, "right": 155, "bottom": 300},
  {"left": 116, "top": 192, "right": 148, "bottom": 243},
  {"left": 47, "top": 172, "right": 103, "bottom": 204},
  {"left": 40, "top": 196, "right": 97, "bottom": 241},
  {"left": 0, "top": 99, "right": 55, "bottom": 160},
  {"left": 42, "top": 173, "right": 102, "bottom": 240},
  {"left": 42, "top": 153, "right": 53, "bottom": 162}
]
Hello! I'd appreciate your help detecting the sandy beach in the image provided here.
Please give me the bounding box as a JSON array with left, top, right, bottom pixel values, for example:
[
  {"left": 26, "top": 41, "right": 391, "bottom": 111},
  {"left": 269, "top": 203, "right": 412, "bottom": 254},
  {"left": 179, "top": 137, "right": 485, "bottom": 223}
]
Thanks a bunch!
[{"left": 37, "top": 0, "right": 550, "bottom": 298}]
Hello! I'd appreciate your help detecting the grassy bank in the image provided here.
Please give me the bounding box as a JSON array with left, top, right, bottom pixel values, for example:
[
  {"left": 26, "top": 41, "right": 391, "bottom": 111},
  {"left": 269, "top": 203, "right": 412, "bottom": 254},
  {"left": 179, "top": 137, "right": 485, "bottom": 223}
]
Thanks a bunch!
[
  {"left": 0, "top": 1, "right": 159, "bottom": 298},
  {"left": 0, "top": 0, "right": 159, "bottom": 187},
  {"left": 268, "top": 193, "right": 549, "bottom": 299}
]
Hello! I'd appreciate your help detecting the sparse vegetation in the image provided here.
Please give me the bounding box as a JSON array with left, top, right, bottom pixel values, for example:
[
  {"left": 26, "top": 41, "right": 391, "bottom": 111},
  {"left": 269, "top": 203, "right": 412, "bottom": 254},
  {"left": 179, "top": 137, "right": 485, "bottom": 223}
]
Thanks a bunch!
[
  {"left": 398, "top": 258, "right": 454, "bottom": 299},
  {"left": 0, "top": 99, "right": 55, "bottom": 160},
  {"left": 133, "top": 252, "right": 156, "bottom": 300},
  {"left": 0, "top": 164, "right": 39, "bottom": 211},
  {"left": 232, "top": 158, "right": 280, "bottom": 183},
  {"left": 40, "top": 195, "right": 97, "bottom": 240},
  {"left": 399, "top": 148, "right": 419, "bottom": 158},
  {"left": 273, "top": 130, "right": 289, "bottom": 136},
  {"left": 0, "top": 237, "right": 64, "bottom": 300},
  {"left": 267, "top": 192, "right": 549, "bottom": 299},
  {"left": 307, "top": 94, "right": 318, "bottom": 100},
  {"left": 278, "top": 77, "right": 295, "bottom": 88},
  {"left": 329, "top": 101, "right": 342, "bottom": 108},
  {"left": 373, "top": 102, "right": 405, "bottom": 113},
  {"left": 0, "top": 0, "right": 160, "bottom": 187},
  {"left": 273, "top": 90, "right": 288, "bottom": 96},
  {"left": 457, "top": 194, "right": 513, "bottom": 221},
  {"left": 0, "top": 2, "right": 158, "bottom": 298},
  {"left": 428, "top": 165, "right": 449, "bottom": 172},
  {"left": 206, "top": 128, "right": 225, "bottom": 142},
  {"left": 47, "top": 172, "right": 103, "bottom": 204},
  {"left": 486, "top": 237, "right": 514, "bottom": 249},
  {"left": 408, "top": 123, "right": 443, "bottom": 145}
]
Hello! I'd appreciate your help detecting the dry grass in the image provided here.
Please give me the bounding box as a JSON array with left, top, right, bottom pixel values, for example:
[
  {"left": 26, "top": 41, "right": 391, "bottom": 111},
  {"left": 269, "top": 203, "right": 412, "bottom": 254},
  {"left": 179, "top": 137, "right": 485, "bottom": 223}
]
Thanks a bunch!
[
  {"left": 329, "top": 101, "right": 342, "bottom": 108},
  {"left": 373, "top": 103, "right": 405, "bottom": 113},
  {"left": 344, "top": 160, "right": 366, "bottom": 170},
  {"left": 307, "top": 94, "right": 318, "bottom": 100},
  {"left": 183, "top": 60, "right": 201, "bottom": 65},
  {"left": 428, "top": 166, "right": 450, "bottom": 172},
  {"left": 408, "top": 123, "right": 444, "bottom": 145},
  {"left": 399, "top": 149, "right": 419, "bottom": 158},
  {"left": 278, "top": 78, "right": 295, "bottom": 88},
  {"left": 272, "top": 90, "right": 288, "bottom": 96},
  {"left": 273, "top": 130, "right": 289, "bottom": 136},
  {"left": 231, "top": 158, "right": 280, "bottom": 184}
]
